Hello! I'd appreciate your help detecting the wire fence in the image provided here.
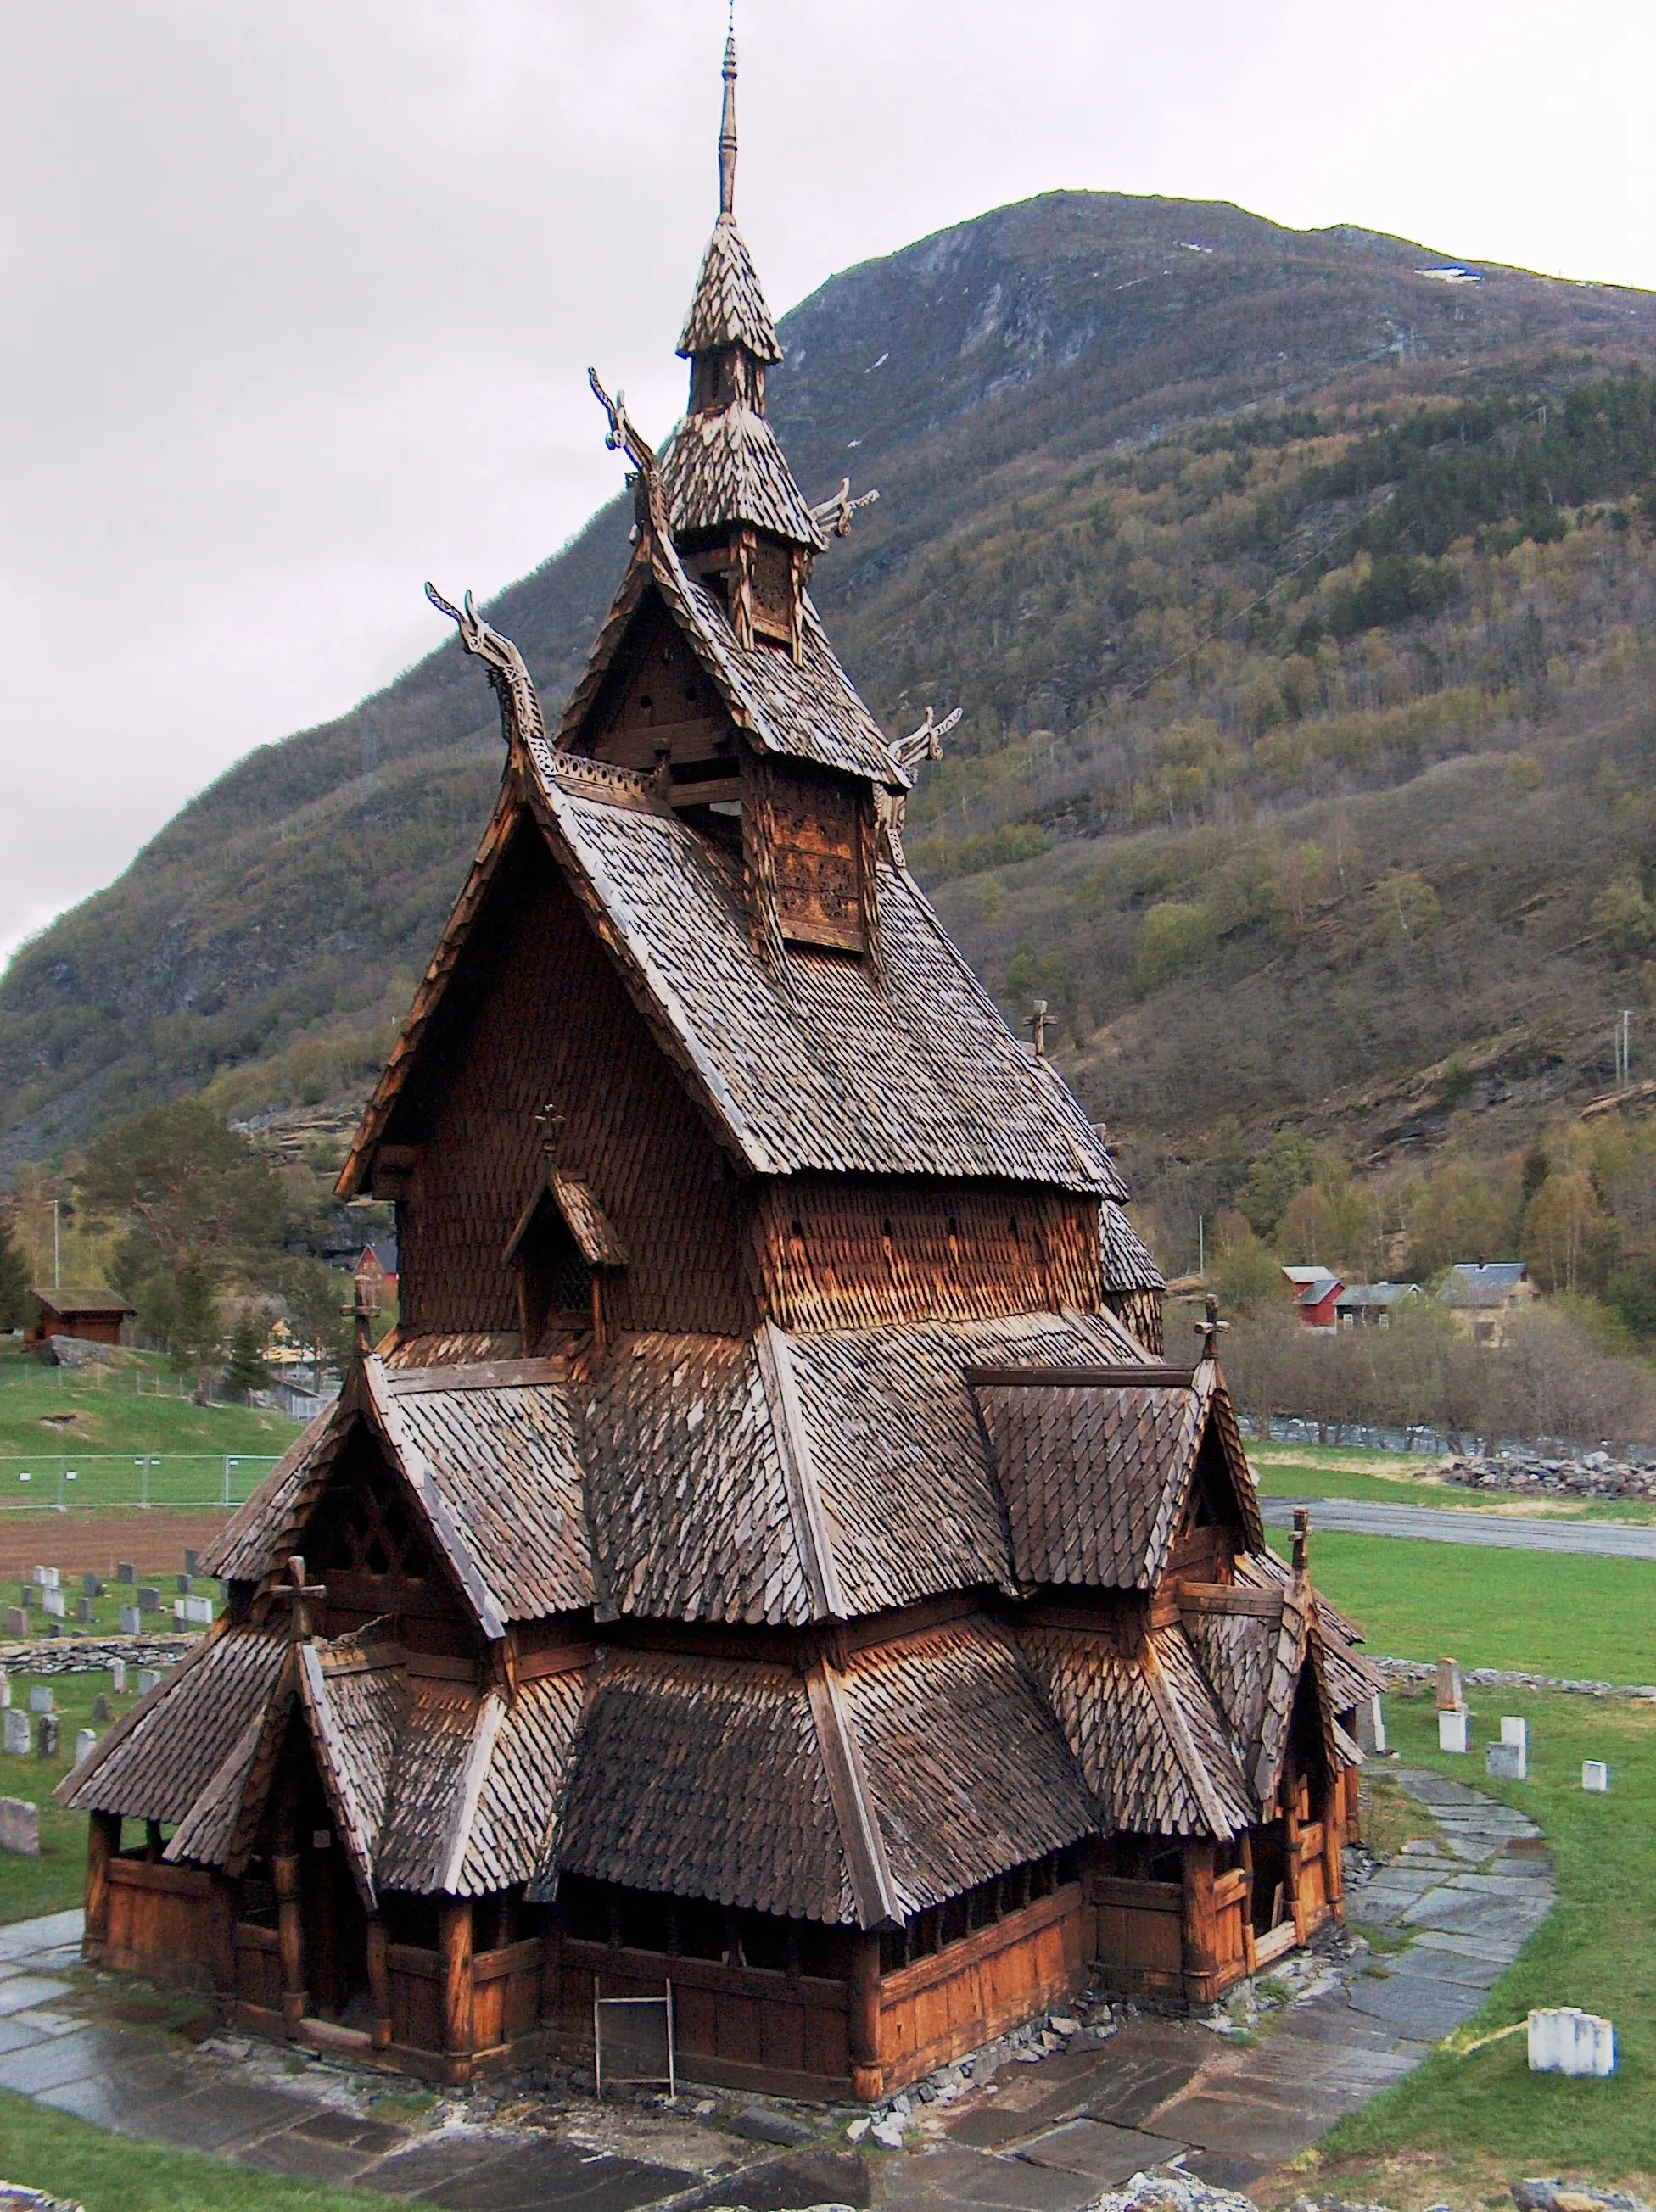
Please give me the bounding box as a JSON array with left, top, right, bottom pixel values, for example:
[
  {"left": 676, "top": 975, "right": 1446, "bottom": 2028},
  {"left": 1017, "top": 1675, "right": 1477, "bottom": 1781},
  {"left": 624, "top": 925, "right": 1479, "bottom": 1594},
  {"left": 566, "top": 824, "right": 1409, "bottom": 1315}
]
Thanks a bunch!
[{"left": 0, "top": 1455, "right": 281, "bottom": 1513}]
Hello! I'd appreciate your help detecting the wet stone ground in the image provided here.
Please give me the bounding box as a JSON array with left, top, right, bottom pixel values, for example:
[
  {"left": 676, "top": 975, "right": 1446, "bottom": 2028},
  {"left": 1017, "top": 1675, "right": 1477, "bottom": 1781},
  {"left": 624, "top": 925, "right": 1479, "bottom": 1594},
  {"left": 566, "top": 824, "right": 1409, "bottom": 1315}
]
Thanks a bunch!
[{"left": 0, "top": 1771, "right": 1550, "bottom": 2210}]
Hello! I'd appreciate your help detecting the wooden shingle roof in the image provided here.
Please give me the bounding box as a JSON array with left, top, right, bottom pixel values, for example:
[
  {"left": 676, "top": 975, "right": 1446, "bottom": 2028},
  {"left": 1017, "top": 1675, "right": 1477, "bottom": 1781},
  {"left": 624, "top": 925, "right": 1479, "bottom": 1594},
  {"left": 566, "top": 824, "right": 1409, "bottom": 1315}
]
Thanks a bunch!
[
  {"left": 677, "top": 214, "right": 782, "bottom": 363},
  {"left": 661, "top": 405, "right": 825, "bottom": 549},
  {"left": 972, "top": 1360, "right": 1264, "bottom": 1591}
]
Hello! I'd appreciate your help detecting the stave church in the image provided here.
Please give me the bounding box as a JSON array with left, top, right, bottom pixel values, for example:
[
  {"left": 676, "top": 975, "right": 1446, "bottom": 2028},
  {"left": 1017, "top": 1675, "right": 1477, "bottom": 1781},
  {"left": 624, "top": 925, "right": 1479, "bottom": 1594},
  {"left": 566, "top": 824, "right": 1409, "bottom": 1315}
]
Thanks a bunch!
[{"left": 62, "top": 37, "right": 1379, "bottom": 2101}]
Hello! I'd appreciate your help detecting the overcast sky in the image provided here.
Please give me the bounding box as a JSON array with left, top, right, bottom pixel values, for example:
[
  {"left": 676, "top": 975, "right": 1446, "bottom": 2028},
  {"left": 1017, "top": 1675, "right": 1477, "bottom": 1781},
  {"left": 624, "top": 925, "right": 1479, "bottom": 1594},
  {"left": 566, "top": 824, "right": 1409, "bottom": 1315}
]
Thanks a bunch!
[{"left": 2, "top": 0, "right": 1652, "bottom": 969}]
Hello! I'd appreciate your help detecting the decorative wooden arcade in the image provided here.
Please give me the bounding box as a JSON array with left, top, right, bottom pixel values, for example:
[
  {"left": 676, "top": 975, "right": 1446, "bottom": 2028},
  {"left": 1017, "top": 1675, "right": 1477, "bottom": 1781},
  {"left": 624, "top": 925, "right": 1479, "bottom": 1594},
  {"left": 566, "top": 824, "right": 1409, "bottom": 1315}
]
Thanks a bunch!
[{"left": 62, "top": 38, "right": 1379, "bottom": 2100}]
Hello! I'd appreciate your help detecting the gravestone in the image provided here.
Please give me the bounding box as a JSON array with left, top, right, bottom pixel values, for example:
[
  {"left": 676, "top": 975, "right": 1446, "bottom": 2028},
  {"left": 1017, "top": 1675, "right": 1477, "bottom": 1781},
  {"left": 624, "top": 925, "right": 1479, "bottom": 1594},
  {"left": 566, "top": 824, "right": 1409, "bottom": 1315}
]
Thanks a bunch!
[
  {"left": 41, "top": 1590, "right": 64, "bottom": 1619},
  {"left": 137, "top": 1588, "right": 160, "bottom": 1614},
  {"left": 36, "top": 1715, "right": 59, "bottom": 1758},
  {"left": 1435, "top": 1658, "right": 1464, "bottom": 1710},
  {"left": 0, "top": 1799, "right": 38, "bottom": 1856},
  {"left": 91, "top": 1695, "right": 114, "bottom": 1724},
  {"left": 73, "top": 1729, "right": 95, "bottom": 1768},
  {"left": 1439, "top": 1707, "right": 1471, "bottom": 1754},
  {"left": 1529, "top": 2007, "right": 1615, "bottom": 2075},
  {"left": 182, "top": 1595, "right": 214, "bottom": 1627},
  {"left": 1487, "top": 1741, "right": 1527, "bottom": 1781},
  {"left": 176, "top": 1574, "right": 192, "bottom": 1596},
  {"left": 1356, "top": 1693, "right": 1386, "bottom": 1754},
  {"left": 109, "top": 1658, "right": 127, "bottom": 1693},
  {"left": 32, "top": 1567, "right": 58, "bottom": 1591},
  {"left": 14, "top": 1589, "right": 29, "bottom": 1611},
  {"left": 137, "top": 1669, "right": 159, "bottom": 1695},
  {"left": 82, "top": 1573, "right": 103, "bottom": 1600},
  {"left": 76, "top": 1598, "right": 94, "bottom": 1625},
  {"left": 0, "top": 1680, "right": 8, "bottom": 1708},
  {"left": 2, "top": 1612, "right": 22, "bottom": 1640},
  {"left": 27, "top": 1688, "right": 53, "bottom": 1715},
  {"left": 45, "top": 1621, "right": 62, "bottom": 1640},
  {"left": 184, "top": 1548, "right": 200, "bottom": 1576},
  {"left": 119, "top": 1606, "right": 140, "bottom": 1637},
  {"left": 3, "top": 1712, "right": 29, "bottom": 1757},
  {"left": 116, "top": 1563, "right": 136, "bottom": 1587},
  {"left": 1583, "top": 1761, "right": 1611, "bottom": 1792}
]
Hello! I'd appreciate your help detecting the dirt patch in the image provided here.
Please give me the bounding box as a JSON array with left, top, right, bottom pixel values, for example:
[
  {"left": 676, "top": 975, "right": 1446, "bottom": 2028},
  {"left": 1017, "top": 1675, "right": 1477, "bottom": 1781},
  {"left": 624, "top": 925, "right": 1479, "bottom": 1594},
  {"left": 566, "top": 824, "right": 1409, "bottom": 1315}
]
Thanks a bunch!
[
  {"left": 0, "top": 1509, "right": 233, "bottom": 1581},
  {"left": 1256, "top": 2148, "right": 1656, "bottom": 2211}
]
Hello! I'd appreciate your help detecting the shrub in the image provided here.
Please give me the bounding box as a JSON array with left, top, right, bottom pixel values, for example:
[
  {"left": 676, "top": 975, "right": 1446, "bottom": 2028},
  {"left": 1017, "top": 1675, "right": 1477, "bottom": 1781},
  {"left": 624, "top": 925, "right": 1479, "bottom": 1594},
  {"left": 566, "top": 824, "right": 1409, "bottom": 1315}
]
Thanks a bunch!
[{"left": 1133, "top": 902, "right": 1215, "bottom": 994}]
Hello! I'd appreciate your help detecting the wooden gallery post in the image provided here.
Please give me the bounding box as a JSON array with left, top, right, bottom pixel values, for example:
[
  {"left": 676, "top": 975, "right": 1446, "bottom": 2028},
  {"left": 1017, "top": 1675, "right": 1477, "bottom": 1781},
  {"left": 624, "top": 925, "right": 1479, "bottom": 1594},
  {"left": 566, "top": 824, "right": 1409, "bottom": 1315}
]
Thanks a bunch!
[{"left": 439, "top": 1898, "right": 475, "bottom": 2082}]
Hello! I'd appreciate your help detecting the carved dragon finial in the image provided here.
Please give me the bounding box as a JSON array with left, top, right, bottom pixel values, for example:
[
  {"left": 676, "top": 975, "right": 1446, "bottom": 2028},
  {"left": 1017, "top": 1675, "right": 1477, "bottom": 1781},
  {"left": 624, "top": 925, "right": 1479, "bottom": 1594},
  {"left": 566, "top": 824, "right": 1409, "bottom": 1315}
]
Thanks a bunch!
[
  {"left": 425, "top": 581, "right": 547, "bottom": 760},
  {"left": 810, "top": 477, "right": 880, "bottom": 539},
  {"left": 587, "top": 367, "right": 658, "bottom": 478},
  {"left": 893, "top": 705, "right": 963, "bottom": 771}
]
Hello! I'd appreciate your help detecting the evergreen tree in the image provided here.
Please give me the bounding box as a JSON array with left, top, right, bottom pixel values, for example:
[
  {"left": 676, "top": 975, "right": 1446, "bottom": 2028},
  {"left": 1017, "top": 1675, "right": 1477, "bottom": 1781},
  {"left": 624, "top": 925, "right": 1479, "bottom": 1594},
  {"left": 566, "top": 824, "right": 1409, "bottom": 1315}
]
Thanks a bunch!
[
  {"left": 0, "top": 1218, "right": 31, "bottom": 1332},
  {"left": 223, "top": 1314, "right": 271, "bottom": 1401},
  {"left": 167, "top": 1265, "right": 223, "bottom": 1382}
]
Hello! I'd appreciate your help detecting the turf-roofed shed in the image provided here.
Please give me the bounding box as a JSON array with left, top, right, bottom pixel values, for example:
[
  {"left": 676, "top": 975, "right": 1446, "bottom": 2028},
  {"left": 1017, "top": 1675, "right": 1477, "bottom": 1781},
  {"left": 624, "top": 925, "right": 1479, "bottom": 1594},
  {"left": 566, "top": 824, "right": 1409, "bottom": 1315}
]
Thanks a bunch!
[{"left": 60, "top": 36, "right": 1379, "bottom": 2097}]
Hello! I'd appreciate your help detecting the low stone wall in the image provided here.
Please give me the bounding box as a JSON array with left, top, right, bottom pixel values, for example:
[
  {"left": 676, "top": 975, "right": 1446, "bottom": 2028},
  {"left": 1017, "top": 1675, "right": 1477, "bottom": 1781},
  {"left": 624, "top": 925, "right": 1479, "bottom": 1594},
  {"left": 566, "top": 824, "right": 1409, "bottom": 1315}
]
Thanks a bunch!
[
  {"left": 1441, "top": 1451, "right": 1656, "bottom": 1500},
  {"left": 1374, "top": 1655, "right": 1656, "bottom": 1702},
  {"left": 0, "top": 1634, "right": 194, "bottom": 1679}
]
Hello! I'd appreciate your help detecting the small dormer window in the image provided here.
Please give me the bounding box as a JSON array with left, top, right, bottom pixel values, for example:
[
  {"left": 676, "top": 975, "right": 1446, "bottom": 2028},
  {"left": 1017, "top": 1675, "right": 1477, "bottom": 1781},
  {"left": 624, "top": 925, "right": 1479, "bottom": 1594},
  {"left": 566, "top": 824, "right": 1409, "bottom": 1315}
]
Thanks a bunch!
[{"left": 504, "top": 1166, "right": 628, "bottom": 1353}]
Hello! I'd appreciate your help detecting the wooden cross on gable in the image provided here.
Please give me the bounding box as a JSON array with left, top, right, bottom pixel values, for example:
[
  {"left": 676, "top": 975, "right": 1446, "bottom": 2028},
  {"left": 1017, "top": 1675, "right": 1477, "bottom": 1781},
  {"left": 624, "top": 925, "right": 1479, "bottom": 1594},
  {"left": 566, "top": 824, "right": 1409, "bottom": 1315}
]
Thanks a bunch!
[
  {"left": 273, "top": 1555, "right": 327, "bottom": 1642},
  {"left": 340, "top": 1280, "right": 378, "bottom": 1361},
  {"left": 1193, "top": 1294, "right": 1229, "bottom": 1360}
]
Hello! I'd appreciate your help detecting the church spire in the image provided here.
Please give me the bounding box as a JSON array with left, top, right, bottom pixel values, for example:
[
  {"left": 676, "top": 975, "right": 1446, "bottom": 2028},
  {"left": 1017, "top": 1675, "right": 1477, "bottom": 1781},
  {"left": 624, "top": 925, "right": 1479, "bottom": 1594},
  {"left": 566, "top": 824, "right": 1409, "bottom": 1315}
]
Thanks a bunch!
[{"left": 719, "top": 30, "right": 739, "bottom": 218}]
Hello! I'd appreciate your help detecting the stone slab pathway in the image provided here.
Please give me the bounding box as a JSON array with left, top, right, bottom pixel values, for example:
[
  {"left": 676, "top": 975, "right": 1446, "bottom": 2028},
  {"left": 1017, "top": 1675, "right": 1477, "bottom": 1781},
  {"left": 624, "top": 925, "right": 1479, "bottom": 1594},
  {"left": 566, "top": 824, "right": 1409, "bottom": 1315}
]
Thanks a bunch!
[
  {"left": 881, "top": 1764, "right": 1551, "bottom": 2212},
  {"left": 0, "top": 1766, "right": 1551, "bottom": 2212}
]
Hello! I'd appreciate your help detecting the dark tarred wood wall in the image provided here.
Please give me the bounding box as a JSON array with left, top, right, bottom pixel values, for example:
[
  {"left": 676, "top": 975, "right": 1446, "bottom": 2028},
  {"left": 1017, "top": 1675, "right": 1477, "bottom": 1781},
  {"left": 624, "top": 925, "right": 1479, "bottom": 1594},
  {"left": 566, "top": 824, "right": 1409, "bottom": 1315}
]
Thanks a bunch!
[{"left": 389, "top": 830, "right": 752, "bottom": 1343}]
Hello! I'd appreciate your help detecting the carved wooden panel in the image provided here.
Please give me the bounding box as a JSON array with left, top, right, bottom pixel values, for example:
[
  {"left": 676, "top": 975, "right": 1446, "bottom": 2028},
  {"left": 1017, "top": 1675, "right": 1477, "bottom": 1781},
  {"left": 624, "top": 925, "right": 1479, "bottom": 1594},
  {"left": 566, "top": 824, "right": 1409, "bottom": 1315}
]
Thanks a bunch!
[{"left": 766, "top": 764, "right": 864, "bottom": 952}]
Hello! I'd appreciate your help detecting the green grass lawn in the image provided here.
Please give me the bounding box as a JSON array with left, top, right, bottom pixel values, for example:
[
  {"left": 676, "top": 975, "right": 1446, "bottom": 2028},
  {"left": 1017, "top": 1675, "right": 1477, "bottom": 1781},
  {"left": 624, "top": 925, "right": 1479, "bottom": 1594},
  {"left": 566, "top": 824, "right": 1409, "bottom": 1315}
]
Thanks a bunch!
[
  {"left": 1250, "top": 1444, "right": 1656, "bottom": 1524},
  {"left": 0, "top": 2090, "right": 400, "bottom": 2209},
  {"left": 0, "top": 1355, "right": 302, "bottom": 1462},
  {"left": 1273, "top": 1531, "right": 1656, "bottom": 1684},
  {"left": 0, "top": 1665, "right": 149, "bottom": 1924},
  {"left": 1301, "top": 1684, "right": 1656, "bottom": 2204}
]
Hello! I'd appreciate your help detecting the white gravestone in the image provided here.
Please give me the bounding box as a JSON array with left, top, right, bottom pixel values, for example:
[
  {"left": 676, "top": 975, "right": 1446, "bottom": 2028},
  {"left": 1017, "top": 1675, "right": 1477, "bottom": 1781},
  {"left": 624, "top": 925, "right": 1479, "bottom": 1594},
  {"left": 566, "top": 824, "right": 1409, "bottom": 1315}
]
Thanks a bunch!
[
  {"left": 119, "top": 1607, "right": 141, "bottom": 1637},
  {"left": 1356, "top": 1694, "right": 1386, "bottom": 1754},
  {"left": 26, "top": 1688, "right": 52, "bottom": 1715},
  {"left": 3, "top": 1712, "right": 29, "bottom": 1757},
  {"left": 1529, "top": 2008, "right": 1615, "bottom": 2075},
  {"left": 110, "top": 1658, "right": 127, "bottom": 1693},
  {"left": 40, "top": 1591, "right": 64, "bottom": 1619},
  {"left": 0, "top": 1798, "right": 38, "bottom": 1856},
  {"left": 137, "top": 1669, "right": 159, "bottom": 1695},
  {"left": 1439, "top": 1707, "right": 1471, "bottom": 1754},
  {"left": 1583, "top": 1761, "right": 1611, "bottom": 1792},
  {"left": 73, "top": 1729, "right": 96, "bottom": 1768}
]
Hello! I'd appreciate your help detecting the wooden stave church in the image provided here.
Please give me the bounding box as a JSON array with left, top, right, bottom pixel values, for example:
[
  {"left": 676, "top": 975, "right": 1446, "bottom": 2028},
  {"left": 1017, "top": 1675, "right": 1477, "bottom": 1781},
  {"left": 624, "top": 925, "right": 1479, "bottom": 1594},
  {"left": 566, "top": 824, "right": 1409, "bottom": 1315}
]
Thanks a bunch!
[{"left": 61, "top": 39, "right": 1380, "bottom": 2103}]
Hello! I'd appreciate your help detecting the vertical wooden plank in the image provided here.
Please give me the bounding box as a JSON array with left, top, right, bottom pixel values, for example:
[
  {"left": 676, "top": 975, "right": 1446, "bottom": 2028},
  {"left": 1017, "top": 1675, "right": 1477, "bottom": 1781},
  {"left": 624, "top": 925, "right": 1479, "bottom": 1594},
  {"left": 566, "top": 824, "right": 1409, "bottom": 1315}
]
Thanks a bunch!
[
  {"left": 439, "top": 1898, "right": 475, "bottom": 2080},
  {"left": 366, "top": 1916, "right": 393, "bottom": 2052}
]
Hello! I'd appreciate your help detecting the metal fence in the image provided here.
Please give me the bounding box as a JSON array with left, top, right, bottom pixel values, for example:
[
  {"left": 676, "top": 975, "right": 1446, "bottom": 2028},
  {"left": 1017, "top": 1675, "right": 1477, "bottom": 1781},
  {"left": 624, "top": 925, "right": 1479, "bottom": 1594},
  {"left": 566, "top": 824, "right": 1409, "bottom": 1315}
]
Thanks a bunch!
[{"left": 0, "top": 1454, "right": 281, "bottom": 1512}]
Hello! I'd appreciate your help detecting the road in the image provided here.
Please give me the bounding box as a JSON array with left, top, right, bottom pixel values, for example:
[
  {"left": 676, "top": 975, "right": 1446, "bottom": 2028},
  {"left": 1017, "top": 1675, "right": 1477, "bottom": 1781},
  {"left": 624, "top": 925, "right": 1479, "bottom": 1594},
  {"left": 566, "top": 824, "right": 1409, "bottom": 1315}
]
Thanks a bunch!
[{"left": 1260, "top": 1494, "right": 1656, "bottom": 1560}]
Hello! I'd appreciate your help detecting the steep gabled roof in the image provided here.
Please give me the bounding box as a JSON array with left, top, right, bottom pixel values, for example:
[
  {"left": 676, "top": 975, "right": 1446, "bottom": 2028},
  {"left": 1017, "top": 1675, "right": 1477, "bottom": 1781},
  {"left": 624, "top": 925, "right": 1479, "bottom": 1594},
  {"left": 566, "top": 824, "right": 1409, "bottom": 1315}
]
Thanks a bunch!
[
  {"left": 971, "top": 1359, "right": 1265, "bottom": 1590},
  {"left": 554, "top": 530, "right": 900, "bottom": 785}
]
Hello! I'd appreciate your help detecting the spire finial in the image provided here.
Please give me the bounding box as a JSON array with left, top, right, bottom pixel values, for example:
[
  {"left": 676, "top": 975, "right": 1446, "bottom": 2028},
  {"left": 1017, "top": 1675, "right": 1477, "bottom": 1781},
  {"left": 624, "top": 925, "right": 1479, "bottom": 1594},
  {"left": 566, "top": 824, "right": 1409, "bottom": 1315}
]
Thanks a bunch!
[{"left": 719, "top": 22, "right": 739, "bottom": 217}]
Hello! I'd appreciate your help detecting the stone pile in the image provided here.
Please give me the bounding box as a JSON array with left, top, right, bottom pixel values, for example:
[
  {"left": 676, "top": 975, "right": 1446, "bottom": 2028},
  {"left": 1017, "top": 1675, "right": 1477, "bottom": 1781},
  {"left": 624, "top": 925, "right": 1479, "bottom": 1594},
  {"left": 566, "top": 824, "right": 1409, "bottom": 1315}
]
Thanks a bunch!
[{"left": 1440, "top": 1451, "right": 1656, "bottom": 1499}]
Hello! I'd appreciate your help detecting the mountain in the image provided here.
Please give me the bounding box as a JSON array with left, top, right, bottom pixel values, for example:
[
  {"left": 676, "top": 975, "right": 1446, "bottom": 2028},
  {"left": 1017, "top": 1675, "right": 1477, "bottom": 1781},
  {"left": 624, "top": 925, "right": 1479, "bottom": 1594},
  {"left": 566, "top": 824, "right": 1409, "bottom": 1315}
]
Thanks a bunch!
[{"left": 4, "top": 188, "right": 1656, "bottom": 1187}]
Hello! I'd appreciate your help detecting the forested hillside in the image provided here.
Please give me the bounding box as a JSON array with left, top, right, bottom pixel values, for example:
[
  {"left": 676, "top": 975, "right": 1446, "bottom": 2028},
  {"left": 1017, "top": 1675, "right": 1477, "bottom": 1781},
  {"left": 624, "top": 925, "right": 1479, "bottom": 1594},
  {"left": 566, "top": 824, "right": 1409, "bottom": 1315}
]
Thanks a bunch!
[{"left": 5, "top": 187, "right": 1656, "bottom": 1211}]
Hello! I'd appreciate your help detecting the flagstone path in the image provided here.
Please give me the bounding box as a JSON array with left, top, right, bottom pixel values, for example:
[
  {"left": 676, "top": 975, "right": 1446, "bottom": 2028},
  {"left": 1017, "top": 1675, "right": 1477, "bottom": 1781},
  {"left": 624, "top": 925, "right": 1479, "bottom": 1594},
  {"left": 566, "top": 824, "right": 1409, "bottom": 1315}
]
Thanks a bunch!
[{"left": 0, "top": 1767, "right": 1551, "bottom": 2210}]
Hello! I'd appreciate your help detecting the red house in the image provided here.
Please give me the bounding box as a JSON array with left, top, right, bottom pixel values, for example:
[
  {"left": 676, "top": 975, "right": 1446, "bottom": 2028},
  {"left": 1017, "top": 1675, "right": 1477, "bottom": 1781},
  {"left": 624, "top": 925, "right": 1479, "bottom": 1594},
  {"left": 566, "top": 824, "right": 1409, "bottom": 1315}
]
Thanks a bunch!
[{"left": 1280, "top": 1266, "right": 1341, "bottom": 1330}]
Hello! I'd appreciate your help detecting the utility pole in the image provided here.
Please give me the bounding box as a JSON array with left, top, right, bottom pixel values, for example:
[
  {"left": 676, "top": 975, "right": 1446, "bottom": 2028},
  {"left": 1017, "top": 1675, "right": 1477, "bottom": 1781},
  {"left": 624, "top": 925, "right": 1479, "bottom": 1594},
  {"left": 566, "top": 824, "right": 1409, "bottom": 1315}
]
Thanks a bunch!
[
  {"left": 51, "top": 1201, "right": 59, "bottom": 1291},
  {"left": 1615, "top": 1009, "right": 1633, "bottom": 1088},
  {"left": 1198, "top": 1215, "right": 1206, "bottom": 1275}
]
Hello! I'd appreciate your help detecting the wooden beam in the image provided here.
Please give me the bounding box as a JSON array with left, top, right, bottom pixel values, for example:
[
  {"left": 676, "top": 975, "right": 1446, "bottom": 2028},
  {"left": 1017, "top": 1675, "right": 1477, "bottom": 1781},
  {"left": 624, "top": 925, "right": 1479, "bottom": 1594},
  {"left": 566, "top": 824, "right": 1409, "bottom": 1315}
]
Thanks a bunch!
[
  {"left": 439, "top": 1898, "right": 475, "bottom": 2080},
  {"left": 273, "top": 1851, "right": 308, "bottom": 2035},
  {"left": 1181, "top": 1841, "right": 1218, "bottom": 2000},
  {"left": 85, "top": 1813, "right": 118, "bottom": 1948},
  {"left": 848, "top": 1933, "right": 883, "bottom": 2104}
]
